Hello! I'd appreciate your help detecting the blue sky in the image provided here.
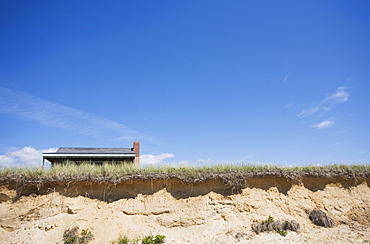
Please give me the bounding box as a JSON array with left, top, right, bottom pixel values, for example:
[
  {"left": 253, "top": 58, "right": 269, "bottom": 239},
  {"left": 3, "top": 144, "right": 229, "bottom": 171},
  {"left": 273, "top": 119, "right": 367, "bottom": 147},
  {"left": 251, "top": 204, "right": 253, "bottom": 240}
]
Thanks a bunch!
[{"left": 1, "top": 1, "right": 369, "bottom": 166}]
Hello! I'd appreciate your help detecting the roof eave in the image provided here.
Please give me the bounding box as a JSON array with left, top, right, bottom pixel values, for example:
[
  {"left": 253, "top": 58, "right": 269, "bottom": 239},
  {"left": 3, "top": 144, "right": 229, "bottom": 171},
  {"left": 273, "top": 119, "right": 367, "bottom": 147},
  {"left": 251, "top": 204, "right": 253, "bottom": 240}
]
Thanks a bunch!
[{"left": 42, "top": 153, "right": 136, "bottom": 158}]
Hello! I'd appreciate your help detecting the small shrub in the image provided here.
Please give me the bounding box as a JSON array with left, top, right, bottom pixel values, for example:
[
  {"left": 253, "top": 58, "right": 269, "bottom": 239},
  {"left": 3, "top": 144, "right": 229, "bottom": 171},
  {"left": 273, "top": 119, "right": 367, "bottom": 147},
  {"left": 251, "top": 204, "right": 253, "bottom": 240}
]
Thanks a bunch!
[
  {"left": 309, "top": 210, "right": 334, "bottom": 228},
  {"left": 119, "top": 237, "right": 130, "bottom": 244},
  {"left": 153, "top": 235, "right": 165, "bottom": 244},
  {"left": 80, "top": 229, "right": 94, "bottom": 244},
  {"left": 252, "top": 216, "right": 300, "bottom": 235},
  {"left": 63, "top": 227, "right": 94, "bottom": 244},
  {"left": 112, "top": 234, "right": 164, "bottom": 244},
  {"left": 111, "top": 236, "right": 132, "bottom": 244},
  {"left": 63, "top": 227, "right": 79, "bottom": 244},
  {"left": 141, "top": 234, "right": 166, "bottom": 244},
  {"left": 282, "top": 220, "right": 300, "bottom": 231}
]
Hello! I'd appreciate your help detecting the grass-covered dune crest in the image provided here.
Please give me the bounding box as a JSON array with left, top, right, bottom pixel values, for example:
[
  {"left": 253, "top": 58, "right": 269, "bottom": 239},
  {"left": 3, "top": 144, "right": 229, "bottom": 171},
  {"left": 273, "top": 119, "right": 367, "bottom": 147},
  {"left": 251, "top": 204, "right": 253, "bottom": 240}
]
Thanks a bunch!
[
  {"left": 1, "top": 164, "right": 369, "bottom": 186},
  {"left": 1, "top": 164, "right": 370, "bottom": 243}
]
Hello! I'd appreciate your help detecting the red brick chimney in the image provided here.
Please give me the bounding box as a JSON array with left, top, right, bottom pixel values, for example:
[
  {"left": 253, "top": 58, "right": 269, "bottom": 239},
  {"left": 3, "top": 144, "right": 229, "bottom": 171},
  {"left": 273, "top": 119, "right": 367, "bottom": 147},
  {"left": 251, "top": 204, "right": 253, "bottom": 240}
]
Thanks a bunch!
[{"left": 133, "top": 140, "right": 140, "bottom": 166}]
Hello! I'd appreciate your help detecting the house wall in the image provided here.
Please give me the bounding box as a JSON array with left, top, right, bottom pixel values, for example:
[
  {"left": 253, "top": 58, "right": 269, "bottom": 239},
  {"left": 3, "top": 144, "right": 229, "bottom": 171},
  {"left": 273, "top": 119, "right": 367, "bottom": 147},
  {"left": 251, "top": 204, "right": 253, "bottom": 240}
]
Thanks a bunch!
[{"left": 48, "top": 157, "right": 135, "bottom": 166}]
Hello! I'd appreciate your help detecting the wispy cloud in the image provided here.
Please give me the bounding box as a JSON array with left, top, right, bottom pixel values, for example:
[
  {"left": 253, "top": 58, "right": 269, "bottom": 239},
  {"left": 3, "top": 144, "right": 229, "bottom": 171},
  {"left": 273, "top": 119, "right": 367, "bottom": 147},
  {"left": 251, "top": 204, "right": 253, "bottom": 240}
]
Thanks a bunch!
[
  {"left": 140, "top": 154, "right": 217, "bottom": 166},
  {"left": 238, "top": 152, "right": 259, "bottom": 162},
  {"left": 311, "top": 119, "right": 334, "bottom": 129},
  {"left": 299, "top": 87, "right": 349, "bottom": 117},
  {"left": 0, "top": 87, "right": 151, "bottom": 141},
  {"left": 283, "top": 74, "right": 289, "bottom": 82},
  {"left": 0, "top": 146, "right": 57, "bottom": 167},
  {"left": 285, "top": 103, "right": 293, "bottom": 109}
]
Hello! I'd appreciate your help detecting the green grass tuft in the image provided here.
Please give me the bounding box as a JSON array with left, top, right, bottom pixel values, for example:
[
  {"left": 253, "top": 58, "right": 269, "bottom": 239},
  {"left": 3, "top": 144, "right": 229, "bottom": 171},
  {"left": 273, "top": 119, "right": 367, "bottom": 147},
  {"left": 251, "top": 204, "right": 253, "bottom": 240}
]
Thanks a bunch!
[
  {"left": 111, "top": 234, "right": 165, "bottom": 244},
  {"left": 141, "top": 234, "right": 166, "bottom": 244}
]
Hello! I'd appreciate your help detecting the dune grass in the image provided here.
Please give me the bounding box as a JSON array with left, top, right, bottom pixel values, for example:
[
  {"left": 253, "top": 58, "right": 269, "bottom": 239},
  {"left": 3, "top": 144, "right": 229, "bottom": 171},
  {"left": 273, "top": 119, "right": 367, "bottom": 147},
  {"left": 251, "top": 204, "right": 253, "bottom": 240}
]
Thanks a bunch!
[{"left": 0, "top": 164, "right": 369, "bottom": 186}]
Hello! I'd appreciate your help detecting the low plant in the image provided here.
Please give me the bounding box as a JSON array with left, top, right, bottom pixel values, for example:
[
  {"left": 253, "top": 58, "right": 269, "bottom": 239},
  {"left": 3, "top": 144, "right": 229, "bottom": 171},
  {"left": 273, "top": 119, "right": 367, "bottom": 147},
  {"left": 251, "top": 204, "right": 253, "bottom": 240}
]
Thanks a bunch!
[
  {"left": 111, "top": 235, "right": 137, "bottom": 244},
  {"left": 252, "top": 216, "right": 299, "bottom": 236},
  {"left": 63, "top": 227, "right": 94, "bottom": 244},
  {"left": 141, "top": 234, "right": 166, "bottom": 244},
  {"left": 309, "top": 209, "right": 334, "bottom": 228},
  {"left": 111, "top": 234, "right": 165, "bottom": 244},
  {"left": 115, "top": 236, "right": 130, "bottom": 244},
  {"left": 63, "top": 227, "right": 79, "bottom": 244}
]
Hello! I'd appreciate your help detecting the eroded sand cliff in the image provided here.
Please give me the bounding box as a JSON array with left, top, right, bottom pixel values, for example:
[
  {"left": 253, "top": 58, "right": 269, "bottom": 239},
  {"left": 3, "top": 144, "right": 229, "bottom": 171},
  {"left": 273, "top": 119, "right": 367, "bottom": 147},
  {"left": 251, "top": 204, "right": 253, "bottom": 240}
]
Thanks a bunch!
[{"left": 1, "top": 177, "right": 369, "bottom": 243}]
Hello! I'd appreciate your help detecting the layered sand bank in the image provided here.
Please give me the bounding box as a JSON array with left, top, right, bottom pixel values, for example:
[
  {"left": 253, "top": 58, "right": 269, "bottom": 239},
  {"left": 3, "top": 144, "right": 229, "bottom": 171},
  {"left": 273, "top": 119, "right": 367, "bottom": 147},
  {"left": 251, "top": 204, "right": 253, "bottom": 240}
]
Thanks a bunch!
[{"left": 0, "top": 176, "right": 369, "bottom": 243}]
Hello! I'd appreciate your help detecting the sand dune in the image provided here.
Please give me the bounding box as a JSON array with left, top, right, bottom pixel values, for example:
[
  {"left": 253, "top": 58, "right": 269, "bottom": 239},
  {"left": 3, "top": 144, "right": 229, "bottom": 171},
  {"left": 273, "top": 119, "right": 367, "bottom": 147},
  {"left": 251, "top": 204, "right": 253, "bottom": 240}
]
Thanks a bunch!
[{"left": 1, "top": 176, "right": 369, "bottom": 243}]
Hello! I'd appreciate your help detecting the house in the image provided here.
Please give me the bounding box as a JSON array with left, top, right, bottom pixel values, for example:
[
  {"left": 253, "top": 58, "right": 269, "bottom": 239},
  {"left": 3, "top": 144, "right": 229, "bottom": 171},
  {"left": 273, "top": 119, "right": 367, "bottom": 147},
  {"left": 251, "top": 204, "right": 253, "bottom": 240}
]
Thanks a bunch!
[{"left": 42, "top": 140, "right": 140, "bottom": 167}]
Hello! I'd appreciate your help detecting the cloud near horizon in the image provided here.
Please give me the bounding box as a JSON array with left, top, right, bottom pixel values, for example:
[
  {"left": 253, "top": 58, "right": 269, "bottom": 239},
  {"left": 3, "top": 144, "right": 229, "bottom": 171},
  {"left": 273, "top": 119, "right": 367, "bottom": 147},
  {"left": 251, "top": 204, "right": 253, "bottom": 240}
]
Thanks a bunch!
[
  {"left": 0, "top": 147, "right": 57, "bottom": 167},
  {"left": 140, "top": 153, "right": 175, "bottom": 165},
  {"left": 0, "top": 87, "right": 151, "bottom": 142},
  {"left": 140, "top": 153, "right": 191, "bottom": 165}
]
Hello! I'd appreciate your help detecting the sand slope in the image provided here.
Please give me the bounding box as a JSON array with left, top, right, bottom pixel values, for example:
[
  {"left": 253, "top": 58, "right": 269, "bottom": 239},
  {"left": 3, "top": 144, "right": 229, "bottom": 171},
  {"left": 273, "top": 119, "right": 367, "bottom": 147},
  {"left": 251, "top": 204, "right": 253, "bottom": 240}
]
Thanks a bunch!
[{"left": 0, "top": 177, "right": 369, "bottom": 243}]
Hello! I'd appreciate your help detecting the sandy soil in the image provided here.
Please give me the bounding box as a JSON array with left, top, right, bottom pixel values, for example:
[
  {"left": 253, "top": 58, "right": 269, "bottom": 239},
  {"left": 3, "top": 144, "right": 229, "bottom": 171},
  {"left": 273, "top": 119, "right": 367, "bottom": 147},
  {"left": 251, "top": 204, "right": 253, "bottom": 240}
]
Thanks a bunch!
[{"left": 0, "top": 177, "right": 369, "bottom": 243}]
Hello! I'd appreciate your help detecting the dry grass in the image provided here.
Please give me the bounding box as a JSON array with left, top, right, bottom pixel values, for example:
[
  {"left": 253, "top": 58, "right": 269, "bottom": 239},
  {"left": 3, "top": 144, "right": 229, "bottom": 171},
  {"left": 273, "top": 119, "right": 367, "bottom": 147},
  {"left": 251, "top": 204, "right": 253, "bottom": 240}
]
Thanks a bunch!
[
  {"left": 63, "top": 226, "right": 94, "bottom": 244},
  {"left": 0, "top": 164, "right": 369, "bottom": 189},
  {"left": 252, "top": 216, "right": 300, "bottom": 235}
]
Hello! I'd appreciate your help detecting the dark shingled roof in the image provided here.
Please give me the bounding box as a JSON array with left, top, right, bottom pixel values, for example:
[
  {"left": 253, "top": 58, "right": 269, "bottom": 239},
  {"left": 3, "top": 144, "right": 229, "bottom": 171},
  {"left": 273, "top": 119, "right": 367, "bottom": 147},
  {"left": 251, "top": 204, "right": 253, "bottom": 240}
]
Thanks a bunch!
[{"left": 56, "top": 147, "right": 134, "bottom": 154}]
